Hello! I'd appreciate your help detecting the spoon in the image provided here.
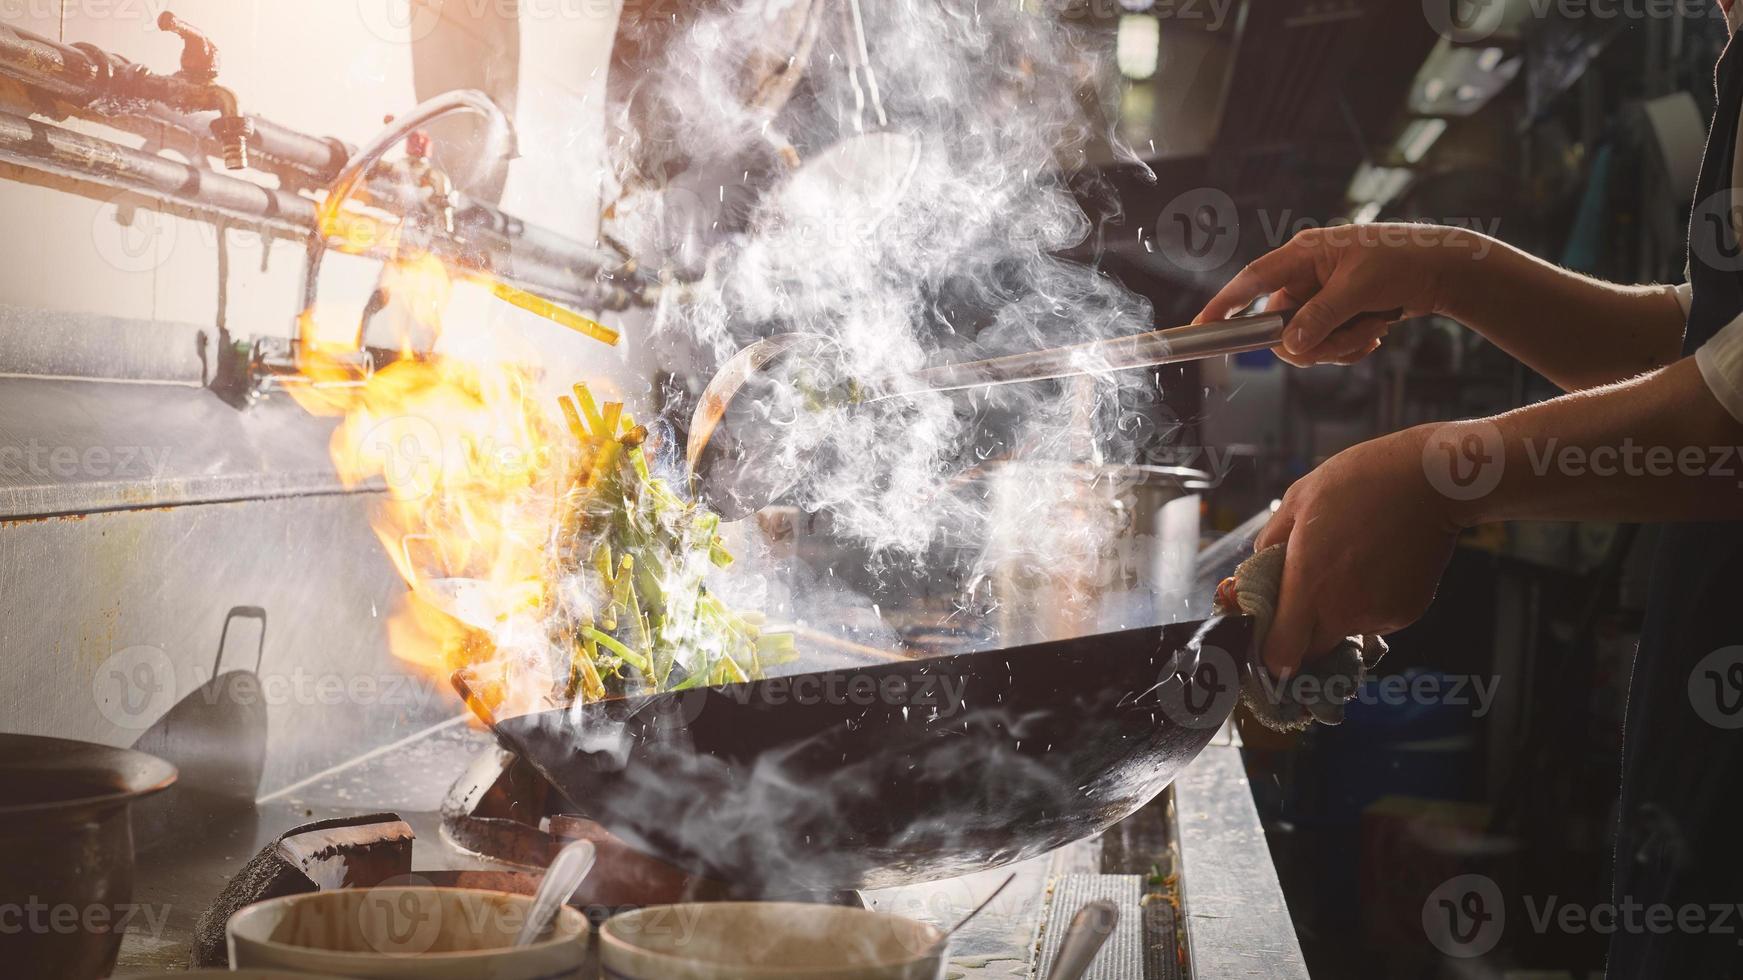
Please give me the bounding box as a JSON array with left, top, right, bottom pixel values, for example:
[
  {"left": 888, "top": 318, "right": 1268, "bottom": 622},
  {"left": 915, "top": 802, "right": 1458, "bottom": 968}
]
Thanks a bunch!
[
  {"left": 1044, "top": 899, "right": 1120, "bottom": 980},
  {"left": 513, "top": 839, "right": 597, "bottom": 947}
]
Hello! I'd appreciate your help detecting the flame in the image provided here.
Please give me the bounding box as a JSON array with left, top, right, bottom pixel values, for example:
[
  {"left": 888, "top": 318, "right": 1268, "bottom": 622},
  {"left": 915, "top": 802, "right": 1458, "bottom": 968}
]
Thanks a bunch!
[{"left": 287, "top": 243, "right": 595, "bottom": 723}]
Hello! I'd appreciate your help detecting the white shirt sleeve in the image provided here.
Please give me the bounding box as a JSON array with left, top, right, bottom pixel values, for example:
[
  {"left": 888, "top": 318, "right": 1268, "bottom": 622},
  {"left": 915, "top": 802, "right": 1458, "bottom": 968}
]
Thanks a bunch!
[{"left": 1697, "top": 311, "right": 1743, "bottom": 425}]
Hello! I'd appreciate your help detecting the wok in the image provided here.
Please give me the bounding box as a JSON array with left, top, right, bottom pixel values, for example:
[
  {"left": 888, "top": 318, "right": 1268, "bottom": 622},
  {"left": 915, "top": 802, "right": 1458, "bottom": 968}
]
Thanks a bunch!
[{"left": 484, "top": 615, "right": 1254, "bottom": 892}]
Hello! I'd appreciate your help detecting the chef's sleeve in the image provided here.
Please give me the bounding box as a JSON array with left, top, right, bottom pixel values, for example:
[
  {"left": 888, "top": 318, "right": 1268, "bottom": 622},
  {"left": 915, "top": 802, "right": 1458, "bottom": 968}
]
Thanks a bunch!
[{"left": 1667, "top": 283, "right": 1743, "bottom": 424}]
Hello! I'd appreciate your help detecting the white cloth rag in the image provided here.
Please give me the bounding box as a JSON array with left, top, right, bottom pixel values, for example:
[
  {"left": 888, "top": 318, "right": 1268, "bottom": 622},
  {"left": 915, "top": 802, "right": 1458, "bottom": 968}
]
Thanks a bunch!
[{"left": 1217, "top": 544, "right": 1388, "bottom": 733}]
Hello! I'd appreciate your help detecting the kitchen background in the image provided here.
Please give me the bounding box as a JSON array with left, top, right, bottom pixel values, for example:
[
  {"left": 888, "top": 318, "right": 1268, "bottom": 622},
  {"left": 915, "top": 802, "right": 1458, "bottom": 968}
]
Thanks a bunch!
[{"left": 0, "top": 1, "right": 1723, "bottom": 977}]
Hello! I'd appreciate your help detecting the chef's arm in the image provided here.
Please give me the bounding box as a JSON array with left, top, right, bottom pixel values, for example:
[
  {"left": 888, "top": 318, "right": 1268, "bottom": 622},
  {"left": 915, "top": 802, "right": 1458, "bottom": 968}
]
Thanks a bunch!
[
  {"left": 1253, "top": 356, "right": 1743, "bottom": 674},
  {"left": 1197, "top": 225, "right": 1687, "bottom": 390},
  {"left": 1434, "top": 233, "right": 1688, "bottom": 392},
  {"left": 1442, "top": 357, "right": 1743, "bottom": 526}
]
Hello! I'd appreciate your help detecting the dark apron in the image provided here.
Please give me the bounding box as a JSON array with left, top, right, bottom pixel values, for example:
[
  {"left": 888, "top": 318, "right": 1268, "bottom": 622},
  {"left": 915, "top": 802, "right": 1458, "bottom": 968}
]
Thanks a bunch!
[{"left": 1608, "top": 29, "right": 1743, "bottom": 979}]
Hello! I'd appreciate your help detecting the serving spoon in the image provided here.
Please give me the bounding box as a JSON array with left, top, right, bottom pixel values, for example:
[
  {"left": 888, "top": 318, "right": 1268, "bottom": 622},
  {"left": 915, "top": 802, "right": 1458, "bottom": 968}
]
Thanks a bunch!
[{"left": 514, "top": 838, "right": 597, "bottom": 947}]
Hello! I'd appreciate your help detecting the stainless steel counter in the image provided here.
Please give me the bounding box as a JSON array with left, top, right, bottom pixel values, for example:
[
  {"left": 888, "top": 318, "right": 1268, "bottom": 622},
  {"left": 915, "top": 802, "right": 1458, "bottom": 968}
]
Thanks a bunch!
[{"left": 114, "top": 716, "right": 1305, "bottom": 978}]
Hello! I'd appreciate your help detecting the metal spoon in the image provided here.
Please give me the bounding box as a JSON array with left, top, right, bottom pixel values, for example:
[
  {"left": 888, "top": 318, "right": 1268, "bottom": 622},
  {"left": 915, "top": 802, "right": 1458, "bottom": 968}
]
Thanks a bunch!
[
  {"left": 513, "top": 838, "right": 597, "bottom": 947},
  {"left": 1045, "top": 899, "right": 1120, "bottom": 980}
]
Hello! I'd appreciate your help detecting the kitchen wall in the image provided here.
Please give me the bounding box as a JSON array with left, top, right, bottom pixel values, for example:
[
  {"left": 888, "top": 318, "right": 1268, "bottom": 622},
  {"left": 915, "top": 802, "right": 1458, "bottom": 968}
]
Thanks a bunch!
[{"left": 0, "top": 0, "right": 653, "bottom": 795}]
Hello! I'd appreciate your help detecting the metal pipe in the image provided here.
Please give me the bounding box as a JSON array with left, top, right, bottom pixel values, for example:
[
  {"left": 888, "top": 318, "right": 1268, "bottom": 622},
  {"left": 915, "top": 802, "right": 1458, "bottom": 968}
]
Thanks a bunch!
[
  {"left": 0, "top": 25, "right": 103, "bottom": 101},
  {"left": 0, "top": 110, "right": 603, "bottom": 310},
  {"left": 0, "top": 110, "right": 311, "bottom": 233},
  {"left": 0, "top": 24, "right": 653, "bottom": 301},
  {"left": 0, "top": 23, "right": 350, "bottom": 180}
]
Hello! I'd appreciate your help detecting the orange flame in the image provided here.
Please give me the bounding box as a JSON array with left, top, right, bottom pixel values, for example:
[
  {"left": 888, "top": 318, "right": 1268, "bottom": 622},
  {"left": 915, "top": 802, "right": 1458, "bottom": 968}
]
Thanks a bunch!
[{"left": 287, "top": 243, "right": 607, "bottom": 723}]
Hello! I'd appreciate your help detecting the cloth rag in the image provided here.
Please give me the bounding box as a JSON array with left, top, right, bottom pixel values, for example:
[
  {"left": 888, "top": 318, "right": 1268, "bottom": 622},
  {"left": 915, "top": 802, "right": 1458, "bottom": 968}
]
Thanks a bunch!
[{"left": 1216, "top": 544, "right": 1388, "bottom": 733}]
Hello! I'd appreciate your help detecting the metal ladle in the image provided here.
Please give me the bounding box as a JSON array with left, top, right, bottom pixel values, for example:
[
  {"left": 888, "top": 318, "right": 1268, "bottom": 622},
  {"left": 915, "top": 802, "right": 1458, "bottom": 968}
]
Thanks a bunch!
[{"left": 687, "top": 308, "right": 1303, "bottom": 520}]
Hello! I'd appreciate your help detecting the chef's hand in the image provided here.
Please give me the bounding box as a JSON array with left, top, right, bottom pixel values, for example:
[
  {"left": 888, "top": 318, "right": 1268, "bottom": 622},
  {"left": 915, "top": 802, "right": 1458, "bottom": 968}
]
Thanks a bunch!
[
  {"left": 1196, "top": 224, "right": 1472, "bottom": 368},
  {"left": 1252, "top": 425, "right": 1462, "bottom": 676}
]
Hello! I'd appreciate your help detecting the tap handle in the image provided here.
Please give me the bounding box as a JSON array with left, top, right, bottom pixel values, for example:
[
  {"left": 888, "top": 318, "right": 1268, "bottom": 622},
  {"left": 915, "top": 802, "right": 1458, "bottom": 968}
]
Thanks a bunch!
[{"left": 157, "top": 11, "right": 219, "bottom": 81}]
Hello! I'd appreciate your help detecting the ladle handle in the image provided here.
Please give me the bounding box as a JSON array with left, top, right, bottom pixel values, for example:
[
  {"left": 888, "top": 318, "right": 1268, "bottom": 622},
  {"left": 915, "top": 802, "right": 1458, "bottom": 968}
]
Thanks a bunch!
[
  {"left": 1045, "top": 900, "right": 1120, "bottom": 980},
  {"left": 891, "top": 306, "right": 1403, "bottom": 397},
  {"left": 898, "top": 310, "right": 1291, "bottom": 395}
]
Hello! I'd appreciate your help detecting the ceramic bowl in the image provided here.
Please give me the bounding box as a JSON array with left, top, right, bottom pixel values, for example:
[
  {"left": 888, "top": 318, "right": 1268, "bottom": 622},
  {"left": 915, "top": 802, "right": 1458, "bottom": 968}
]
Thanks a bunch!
[
  {"left": 600, "top": 902, "right": 946, "bottom": 980},
  {"left": 227, "top": 886, "right": 588, "bottom": 979}
]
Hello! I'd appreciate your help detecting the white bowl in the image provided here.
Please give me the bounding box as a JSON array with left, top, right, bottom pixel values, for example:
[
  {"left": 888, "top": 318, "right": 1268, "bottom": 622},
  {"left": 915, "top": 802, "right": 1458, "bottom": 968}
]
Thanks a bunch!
[
  {"left": 600, "top": 902, "right": 947, "bottom": 980},
  {"left": 227, "top": 886, "right": 588, "bottom": 979}
]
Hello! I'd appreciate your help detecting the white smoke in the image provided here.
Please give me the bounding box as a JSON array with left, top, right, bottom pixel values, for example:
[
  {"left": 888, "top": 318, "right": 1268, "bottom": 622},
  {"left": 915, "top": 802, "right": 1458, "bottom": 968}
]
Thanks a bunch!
[{"left": 607, "top": 0, "right": 1158, "bottom": 560}]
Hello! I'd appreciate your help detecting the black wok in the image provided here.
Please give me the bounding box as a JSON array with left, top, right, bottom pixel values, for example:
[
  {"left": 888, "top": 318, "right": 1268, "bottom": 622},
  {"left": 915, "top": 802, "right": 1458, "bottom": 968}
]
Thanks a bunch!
[{"left": 487, "top": 615, "right": 1253, "bottom": 892}]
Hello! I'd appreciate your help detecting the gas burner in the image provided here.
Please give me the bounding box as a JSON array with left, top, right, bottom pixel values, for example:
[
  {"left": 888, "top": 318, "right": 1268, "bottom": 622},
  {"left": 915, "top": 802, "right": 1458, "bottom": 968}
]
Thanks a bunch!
[{"left": 440, "top": 745, "right": 864, "bottom": 910}]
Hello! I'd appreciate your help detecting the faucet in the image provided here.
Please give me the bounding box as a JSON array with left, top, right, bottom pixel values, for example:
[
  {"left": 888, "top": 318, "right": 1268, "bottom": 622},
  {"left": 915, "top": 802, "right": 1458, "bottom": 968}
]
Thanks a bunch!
[
  {"left": 396, "top": 127, "right": 458, "bottom": 237},
  {"left": 297, "top": 90, "right": 518, "bottom": 356},
  {"left": 154, "top": 11, "right": 252, "bottom": 170}
]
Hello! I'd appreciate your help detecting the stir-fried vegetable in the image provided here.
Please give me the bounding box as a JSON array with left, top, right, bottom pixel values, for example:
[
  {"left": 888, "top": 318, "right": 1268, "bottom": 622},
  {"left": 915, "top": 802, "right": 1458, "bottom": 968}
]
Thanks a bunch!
[{"left": 551, "top": 383, "right": 795, "bottom": 703}]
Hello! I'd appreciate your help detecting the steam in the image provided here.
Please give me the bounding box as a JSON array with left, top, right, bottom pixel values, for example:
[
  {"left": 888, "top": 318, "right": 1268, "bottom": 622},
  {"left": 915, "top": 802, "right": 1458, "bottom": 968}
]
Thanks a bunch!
[
  {"left": 513, "top": 0, "right": 1210, "bottom": 896},
  {"left": 609, "top": 0, "right": 1157, "bottom": 558}
]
